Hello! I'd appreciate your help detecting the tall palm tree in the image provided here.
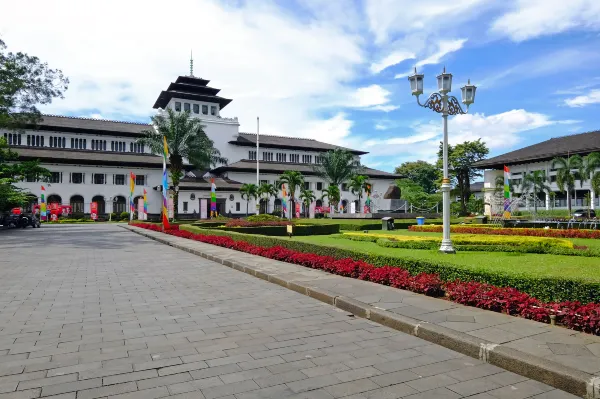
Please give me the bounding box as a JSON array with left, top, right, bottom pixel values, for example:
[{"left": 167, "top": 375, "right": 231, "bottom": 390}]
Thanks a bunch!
[
  {"left": 321, "top": 185, "right": 340, "bottom": 213},
  {"left": 584, "top": 152, "right": 600, "bottom": 210},
  {"left": 258, "top": 183, "right": 277, "bottom": 214},
  {"left": 240, "top": 183, "right": 258, "bottom": 216},
  {"left": 348, "top": 174, "right": 369, "bottom": 213},
  {"left": 520, "top": 170, "right": 551, "bottom": 214},
  {"left": 277, "top": 171, "right": 304, "bottom": 219},
  {"left": 299, "top": 189, "right": 316, "bottom": 218},
  {"left": 312, "top": 149, "right": 361, "bottom": 186},
  {"left": 551, "top": 155, "right": 584, "bottom": 215},
  {"left": 138, "top": 109, "right": 227, "bottom": 218}
]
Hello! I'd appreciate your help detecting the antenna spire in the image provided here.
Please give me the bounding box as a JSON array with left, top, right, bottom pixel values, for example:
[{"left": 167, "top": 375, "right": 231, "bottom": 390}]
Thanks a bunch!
[{"left": 189, "top": 50, "right": 194, "bottom": 77}]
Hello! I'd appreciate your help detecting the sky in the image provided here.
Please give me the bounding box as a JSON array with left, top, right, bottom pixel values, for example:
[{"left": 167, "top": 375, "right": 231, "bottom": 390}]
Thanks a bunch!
[{"left": 1, "top": 0, "right": 600, "bottom": 172}]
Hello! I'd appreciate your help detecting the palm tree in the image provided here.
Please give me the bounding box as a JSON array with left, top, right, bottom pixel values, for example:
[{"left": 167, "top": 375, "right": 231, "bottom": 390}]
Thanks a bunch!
[
  {"left": 277, "top": 171, "right": 304, "bottom": 219},
  {"left": 584, "top": 152, "right": 600, "bottom": 212},
  {"left": 138, "top": 109, "right": 227, "bottom": 218},
  {"left": 312, "top": 149, "right": 361, "bottom": 186},
  {"left": 240, "top": 183, "right": 258, "bottom": 216},
  {"left": 348, "top": 175, "right": 369, "bottom": 213},
  {"left": 551, "top": 155, "right": 584, "bottom": 215},
  {"left": 299, "top": 189, "right": 316, "bottom": 218},
  {"left": 258, "top": 183, "right": 277, "bottom": 214},
  {"left": 321, "top": 185, "right": 340, "bottom": 213},
  {"left": 520, "top": 170, "right": 551, "bottom": 214}
]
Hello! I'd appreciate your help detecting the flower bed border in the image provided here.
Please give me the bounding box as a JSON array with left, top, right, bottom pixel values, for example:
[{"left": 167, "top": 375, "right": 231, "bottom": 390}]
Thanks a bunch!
[
  {"left": 132, "top": 222, "right": 599, "bottom": 336},
  {"left": 411, "top": 224, "right": 600, "bottom": 239}
]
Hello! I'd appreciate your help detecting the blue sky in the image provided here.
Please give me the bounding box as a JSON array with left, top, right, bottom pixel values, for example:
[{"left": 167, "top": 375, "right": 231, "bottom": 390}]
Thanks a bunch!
[{"left": 1, "top": 0, "right": 600, "bottom": 172}]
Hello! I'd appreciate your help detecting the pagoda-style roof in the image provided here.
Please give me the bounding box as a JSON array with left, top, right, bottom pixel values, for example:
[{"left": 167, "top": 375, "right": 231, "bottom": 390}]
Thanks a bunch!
[
  {"left": 230, "top": 133, "right": 368, "bottom": 155},
  {"left": 153, "top": 75, "right": 232, "bottom": 110}
]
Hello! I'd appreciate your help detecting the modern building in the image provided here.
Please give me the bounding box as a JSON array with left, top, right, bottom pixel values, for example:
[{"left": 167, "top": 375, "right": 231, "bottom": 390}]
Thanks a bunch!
[
  {"left": 475, "top": 130, "right": 600, "bottom": 215},
  {"left": 4, "top": 74, "right": 400, "bottom": 219}
]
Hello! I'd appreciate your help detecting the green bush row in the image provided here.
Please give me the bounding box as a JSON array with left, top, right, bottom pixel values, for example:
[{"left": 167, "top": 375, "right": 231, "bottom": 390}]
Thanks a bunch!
[
  {"left": 180, "top": 224, "right": 600, "bottom": 303},
  {"left": 210, "top": 223, "right": 340, "bottom": 236}
]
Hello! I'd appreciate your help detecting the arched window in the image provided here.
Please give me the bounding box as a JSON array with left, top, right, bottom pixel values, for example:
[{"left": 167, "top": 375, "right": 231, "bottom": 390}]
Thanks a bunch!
[
  {"left": 47, "top": 194, "right": 62, "bottom": 205},
  {"left": 70, "top": 195, "right": 84, "bottom": 214},
  {"left": 92, "top": 195, "right": 106, "bottom": 215},
  {"left": 113, "top": 196, "right": 127, "bottom": 214}
]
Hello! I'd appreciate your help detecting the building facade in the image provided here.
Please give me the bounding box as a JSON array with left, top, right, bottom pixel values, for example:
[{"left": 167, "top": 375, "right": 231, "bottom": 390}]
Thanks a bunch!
[
  {"left": 4, "top": 74, "right": 400, "bottom": 218},
  {"left": 475, "top": 130, "right": 600, "bottom": 215}
]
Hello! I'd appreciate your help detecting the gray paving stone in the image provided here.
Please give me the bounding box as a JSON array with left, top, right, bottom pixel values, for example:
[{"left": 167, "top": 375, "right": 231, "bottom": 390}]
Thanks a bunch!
[
  {"left": 405, "top": 373, "right": 460, "bottom": 392},
  {"left": 75, "top": 381, "right": 137, "bottom": 399},
  {"left": 368, "top": 370, "right": 420, "bottom": 388},
  {"left": 200, "top": 379, "right": 259, "bottom": 399},
  {"left": 105, "top": 386, "right": 169, "bottom": 399},
  {"left": 40, "top": 378, "right": 101, "bottom": 397},
  {"left": 101, "top": 369, "right": 157, "bottom": 385},
  {"left": 135, "top": 372, "right": 191, "bottom": 390},
  {"left": 17, "top": 374, "right": 77, "bottom": 390},
  {"left": 324, "top": 378, "right": 380, "bottom": 398}
]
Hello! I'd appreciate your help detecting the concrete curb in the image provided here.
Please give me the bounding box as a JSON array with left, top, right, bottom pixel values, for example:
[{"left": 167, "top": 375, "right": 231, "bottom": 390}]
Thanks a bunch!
[{"left": 122, "top": 225, "right": 599, "bottom": 398}]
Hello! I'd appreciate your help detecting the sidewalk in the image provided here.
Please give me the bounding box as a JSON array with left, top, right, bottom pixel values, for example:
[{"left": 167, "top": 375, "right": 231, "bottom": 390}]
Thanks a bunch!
[{"left": 124, "top": 225, "right": 600, "bottom": 398}]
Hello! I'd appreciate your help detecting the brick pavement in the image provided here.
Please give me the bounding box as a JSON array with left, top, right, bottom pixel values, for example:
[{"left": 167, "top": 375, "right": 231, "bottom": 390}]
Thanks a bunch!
[{"left": 0, "top": 224, "right": 580, "bottom": 398}]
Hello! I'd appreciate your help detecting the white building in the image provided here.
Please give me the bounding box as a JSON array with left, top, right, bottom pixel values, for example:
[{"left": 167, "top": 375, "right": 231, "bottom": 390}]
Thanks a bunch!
[
  {"left": 4, "top": 74, "right": 400, "bottom": 219},
  {"left": 476, "top": 130, "right": 600, "bottom": 215}
]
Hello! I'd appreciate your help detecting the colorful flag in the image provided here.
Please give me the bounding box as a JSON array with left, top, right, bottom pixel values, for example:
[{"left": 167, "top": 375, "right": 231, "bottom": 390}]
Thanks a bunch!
[
  {"left": 129, "top": 172, "right": 136, "bottom": 221},
  {"left": 364, "top": 183, "right": 372, "bottom": 213},
  {"left": 40, "top": 186, "right": 47, "bottom": 222},
  {"left": 281, "top": 184, "right": 288, "bottom": 218},
  {"left": 503, "top": 165, "right": 511, "bottom": 219},
  {"left": 210, "top": 178, "right": 217, "bottom": 217},
  {"left": 143, "top": 189, "right": 148, "bottom": 220},
  {"left": 162, "top": 135, "right": 170, "bottom": 229}
]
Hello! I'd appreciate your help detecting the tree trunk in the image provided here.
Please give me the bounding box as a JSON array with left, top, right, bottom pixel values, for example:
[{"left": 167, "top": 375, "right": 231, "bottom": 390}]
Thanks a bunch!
[
  {"left": 533, "top": 187, "right": 538, "bottom": 214},
  {"left": 567, "top": 190, "right": 571, "bottom": 215},
  {"left": 246, "top": 200, "right": 249, "bottom": 216}
]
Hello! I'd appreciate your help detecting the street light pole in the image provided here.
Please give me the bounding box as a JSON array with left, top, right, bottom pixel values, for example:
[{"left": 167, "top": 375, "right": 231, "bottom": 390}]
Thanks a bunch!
[{"left": 408, "top": 67, "right": 477, "bottom": 254}]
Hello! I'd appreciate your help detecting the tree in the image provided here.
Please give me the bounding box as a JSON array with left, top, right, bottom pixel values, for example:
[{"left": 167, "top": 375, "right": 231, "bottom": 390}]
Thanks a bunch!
[
  {"left": 437, "top": 139, "right": 489, "bottom": 216},
  {"left": 312, "top": 149, "right": 361, "bottom": 186},
  {"left": 551, "top": 155, "right": 584, "bottom": 215},
  {"left": 521, "top": 170, "right": 551, "bottom": 214},
  {"left": 299, "top": 189, "right": 316, "bottom": 218},
  {"left": 240, "top": 183, "right": 258, "bottom": 216},
  {"left": 277, "top": 171, "right": 304, "bottom": 219},
  {"left": 321, "top": 185, "right": 340, "bottom": 212},
  {"left": 348, "top": 174, "right": 369, "bottom": 213},
  {"left": 394, "top": 161, "right": 441, "bottom": 194},
  {"left": 1, "top": 39, "right": 69, "bottom": 130},
  {"left": 584, "top": 152, "right": 600, "bottom": 207},
  {"left": 258, "top": 182, "right": 277, "bottom": 214},
  {"left": 397, "top": 179, "right": 440, "bottom": 211},
  {"left": 138, "top": 108, "right": 226, "bottom": 218}
]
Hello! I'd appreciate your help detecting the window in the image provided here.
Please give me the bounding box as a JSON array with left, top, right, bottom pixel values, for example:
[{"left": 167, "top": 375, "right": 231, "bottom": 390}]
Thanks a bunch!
[
  {"left": 28, "top": 135, "right": 43, "bottom": 147},
  {"left": 184, "top": 103, "right": 190, "bottom": 112},
  {"left": 304, "top": 182, "right": 310, "bottom": 190},
  {"left": 302, "top": 155, "right": 313, "bottom": 164},
  {"left": 315, "top": 156, "right": 324, "bottom": 164},
  {"left": 262, "top": 152, "right": 273, "bottom": 162},
  {"left": 249, "top": 151, "right": 257, "bottom": 160},
  {"left": 71, "top": 173, "right": 83, "bottom": 184},
  {"left": 130, "top": 143, "right": 133, "bottom": 152},
  {"left": 276, "top": 153, "right": 287, "bottom": 162},
  {"left": 63, "top": 137, "right": 66, "bottom": 148},
  {"left": 135, "top": 175, "right": 145, "bottom": 186},
  {"left": 550, "top": 175, "right": 557, "bottom": 182},
  {"left": 211, "top": 106, "right": 217, "bottom": 116},
  {"left": 236, "top": 202, "right": 240, "bottom": 212},
  {"left": 260, "top": 180, "right": 269, "bottom": 185},
  {"left": 41, "top": 136, "right": 44, "bottom": 146},
  {"left": 4, "top": 133, "right": 22, "bottom": 146},
  {"left": 175, "top": 102, "right": 181, "bottom": 111},
  {"left": 49, "top": 172, "right": 61, "bottom": 184},
  {"left": 114, "top": 174, "right": 125, "bottom": 185},
  {"left": 71, "top": 138, "right": 74, "bottom": 148},
  {"left": 111, "top": 141, "right": 115, "bottom": 151},
  {"left": 202, "top": 105, "right": 208, "bottom": 114},
  {"left": 93, "top": 174, "right": 105, "bottom": 184},
  {"left": 341, "top": 183, "right": 348, "bottom": 191},
  {"left": 183, "top": 202, "right": 188, "bottom": 212},
  {"left": 82, "top": 139, "right": 86, "bottom": 149},
  {"left": 193, "top": 104, "right": 199, "bottom": 114},
  {"left": 290, "top": 154, "right": 299, "bottom": 163},
  {"left": 316, "top": 182, "right": 323, "bottom": 191}
]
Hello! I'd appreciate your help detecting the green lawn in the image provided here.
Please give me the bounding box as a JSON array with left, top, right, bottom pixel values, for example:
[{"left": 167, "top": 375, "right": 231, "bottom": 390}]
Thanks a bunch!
[
  {"left": 302, "top": 217, "right": 464, "bottom": 225},
  {"left": 291, "top": 234, "right": 600, "bottom": 282}
]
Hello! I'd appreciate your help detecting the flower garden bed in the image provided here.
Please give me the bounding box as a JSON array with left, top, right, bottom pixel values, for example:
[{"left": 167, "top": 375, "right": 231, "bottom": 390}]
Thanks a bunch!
[
  {"left": 411, "top": 224, "right": 600, "bottom": 239},
  {"left": 131, "top": 222, "right": 600, "bottom": 335}
]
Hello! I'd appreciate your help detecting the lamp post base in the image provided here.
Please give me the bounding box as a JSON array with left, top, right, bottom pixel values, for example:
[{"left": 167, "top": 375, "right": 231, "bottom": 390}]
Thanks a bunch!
[{"left": 439, "top": 239, "right": 456, "bottom": 254}]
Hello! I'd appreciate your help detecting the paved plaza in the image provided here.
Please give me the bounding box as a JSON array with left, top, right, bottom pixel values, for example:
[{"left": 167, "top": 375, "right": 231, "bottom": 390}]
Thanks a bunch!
[{"left": 0, "top": 224, "right": 579, "bottom": 398}]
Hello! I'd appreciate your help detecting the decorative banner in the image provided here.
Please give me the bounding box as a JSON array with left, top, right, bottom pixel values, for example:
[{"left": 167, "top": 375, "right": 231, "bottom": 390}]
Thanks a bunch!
[
  {"left": 210, "top": 178, "right": 217, "bottom": 217},
  {"left": 168, "top": 197, "right": 174, "bottom": 219},
  {"left": 200, "top": 199, "right": 207, "bottom": 219},
  {"left": 162, "top": 135, "right": 170, "bottom": 229},
  {"left": 350, "top": 201, "right": 356, "bottom": 214},
  {"left": 143, "top": 189, "right": 148, "bottom": 220},
  {"left": 281, "top": 184, "right": 288, "bottom": 218},
  {"left": 137, "top": 198, "right": 144, "bottom": 220},
  {"left": 51, "top": 213, "right": 58, "bottom": 221},
  {"left": 295, "top": 202, "right": 300, "bottom": 219},
  {"left": 364, "top": 183, "right": 372, "bottom": 213},
  {"left": 503, "top": 165, "right": 511, "bottom": 219},
  {"left": 40, "top": 185, "right": 47, "bottom": 221},
  {"left": 129, "top": 172, "right": 136, "bottom": 221},
  {"left": 90, "top": 202, "right": 98, "bottom": 220}
]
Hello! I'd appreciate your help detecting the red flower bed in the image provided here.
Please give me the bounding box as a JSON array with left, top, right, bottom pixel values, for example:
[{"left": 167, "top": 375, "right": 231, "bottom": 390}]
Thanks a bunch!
[
  {"left": 409, "top": 225, "right": 600, "bottom": 239},
  {"left": 133, "top": 223, "right": 600, "bottom": 335},
  {"left": 225, "top": 220, "right": 291, "bottom": 227}
]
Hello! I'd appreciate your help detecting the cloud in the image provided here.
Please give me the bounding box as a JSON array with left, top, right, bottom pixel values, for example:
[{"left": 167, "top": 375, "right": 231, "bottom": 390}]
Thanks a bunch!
[
  {"left": 370, "top": 51, "right": 415, "bottom": 74},
  {"left": 302, "top": 112, "right": 354, "bottom": 145},
  {"left": 351, "top": 85, "right": 391, "bottom": 107},
  {"left": 491, "top": 0, "right": 600, "bottom": 41},
  {"left": 394, "top": 39, "right": 467, "bottom": 79},
  {"left": 564, "top": 89, "right": 600, "bottom": 107}
]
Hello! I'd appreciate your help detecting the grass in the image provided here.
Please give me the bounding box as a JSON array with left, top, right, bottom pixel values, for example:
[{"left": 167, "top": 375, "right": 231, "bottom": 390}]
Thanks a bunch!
[
  {"left": 302, "top": 217, "right": 464, "bottom": 225},
  {"left": 290, "top": 233, "right": 600, "bottom": 282}
]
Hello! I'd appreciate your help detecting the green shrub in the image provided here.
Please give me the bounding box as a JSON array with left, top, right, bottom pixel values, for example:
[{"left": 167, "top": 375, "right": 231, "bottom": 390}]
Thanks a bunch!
[
  {"left": 71, "top": 212, "right": 85, "bottom": 219},
  {"left": 119, "top": 212, "right": 130, "bottom": 221},
  {"left": 179, "top": 224, "right": 600, "bottom": 303},
  {"left": 247, "top": 214, "right": 282, "bottom": 222},
  {"left": 110, "top": 212, "right": 117, "bottom": 220},
  {"left": 210, "top": 223, "right": 340, "bottom": 236}
]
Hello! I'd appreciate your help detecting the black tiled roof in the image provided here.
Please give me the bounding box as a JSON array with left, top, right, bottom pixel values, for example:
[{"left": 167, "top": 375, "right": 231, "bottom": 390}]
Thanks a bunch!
[
  {"left": 23, "top": 115, "right": 152, "bottom": 137},
  {"left": 13, "top": 147, "right": 164, "bottom": 168},
  {"left": 230, "top": 133, "right": 368, "bottom": 155},
  {"left": 475, "top": 130, "right": 600, "bottom": 169},
  {"left": 211, "top": 160, "right": 400, "bottom": 179},
  {"left": 153, "top": 75, "right": 232, "bottom": 110},
  {"left": 179, "top": 177, "right": 243, "bottom": 191}
]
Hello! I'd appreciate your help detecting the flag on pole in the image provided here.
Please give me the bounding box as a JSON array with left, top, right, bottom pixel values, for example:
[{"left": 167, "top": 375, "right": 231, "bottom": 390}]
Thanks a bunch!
[
  {"left": 162, "top": 135, "right": 171, "bottom": 229},
  {"left": 281, "top": 184, "right": 288, "bottom": 218},
  {"left": 129, "top": 172, "right": 136, "bottom": 221},
  {"left": 503, "top": 165, "right": 511, "bottom": 219},
  {"left": 40, "top": 186, "right": 47, "bottom": 221},
  {"left": 210, "top": 178, "right": 217, "bottom": 217},
  {"left": 143, "top": 188, "right": 148, "bottom": 221}
]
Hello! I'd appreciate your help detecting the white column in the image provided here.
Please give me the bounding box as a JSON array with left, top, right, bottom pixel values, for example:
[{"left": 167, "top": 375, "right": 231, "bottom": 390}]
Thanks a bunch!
[
  {"left": 545, "top": 191, "right": 550, "bottom": 210},
  {"left": 439, "top": 94, "right": 455, "bottom": 254},
  {"left": 591, "top": 191, "right": 596, "bottom": 210}
]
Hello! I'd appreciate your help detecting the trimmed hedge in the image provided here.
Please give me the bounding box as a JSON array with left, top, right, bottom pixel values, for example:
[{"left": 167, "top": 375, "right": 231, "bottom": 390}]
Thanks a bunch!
[
  {"left": 211, "top": 223, "right": 339, "bottom": 236},
  {"left": 180, "top": 224, "right": 600, "bottom": 303},
  {"left": 411, "top": 224, "right": 600, "bottom": 239}
]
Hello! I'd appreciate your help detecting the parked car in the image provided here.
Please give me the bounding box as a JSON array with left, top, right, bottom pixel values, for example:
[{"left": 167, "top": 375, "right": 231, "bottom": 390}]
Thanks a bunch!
[
  {"left": 18, "top": 213, "right": 41, "bottom": 228},
  {"left": 572, "top": 209, "right": 596, "bottom": 218}
]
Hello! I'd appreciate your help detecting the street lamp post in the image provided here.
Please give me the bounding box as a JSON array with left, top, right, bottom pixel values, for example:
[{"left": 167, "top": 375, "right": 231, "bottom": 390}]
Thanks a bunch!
[{"left": 408, "top": 67, "right": 477, "bottom": 254}]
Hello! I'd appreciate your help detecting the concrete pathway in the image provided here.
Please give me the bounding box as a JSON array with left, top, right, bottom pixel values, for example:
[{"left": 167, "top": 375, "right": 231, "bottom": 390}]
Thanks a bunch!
[{"left": 0, "top": 224, "right": 582, "bottom": 398}]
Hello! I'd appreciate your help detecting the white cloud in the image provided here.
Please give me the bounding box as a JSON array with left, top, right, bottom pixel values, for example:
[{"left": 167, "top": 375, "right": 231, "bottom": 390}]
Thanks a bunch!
[
  {"left": 394, "top": 39, "right": 467, "bottom": 79},
  {"left": 491, "top": 0, "right": 600, "bottom": 41},
  {"left": 302, "top": 112, "right": 354, "bottom": 145},
  {"left": 370, "top": 51, "right": 415, "bottom": 74},
  {"left": 351, "top": 85, "right": 391, "bottom": 107},
  {"left": 564, "top": 90, "right": 600, "bottom": 107},
  {"left": 0, "top": 0, "right": 365, "bottom": 142}
]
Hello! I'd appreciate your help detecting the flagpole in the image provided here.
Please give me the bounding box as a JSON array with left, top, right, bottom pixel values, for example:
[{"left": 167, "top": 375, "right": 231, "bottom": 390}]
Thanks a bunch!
[{"left": 256, "top": 116, "right": 260, "bottom": 215}]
